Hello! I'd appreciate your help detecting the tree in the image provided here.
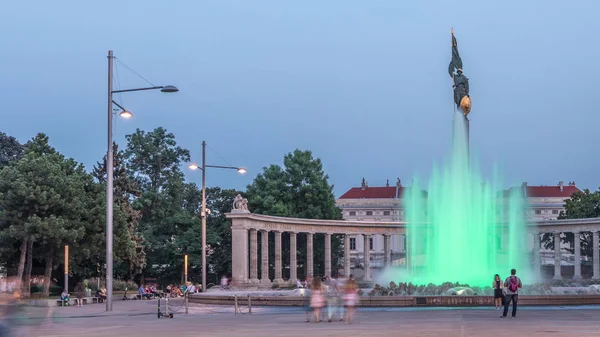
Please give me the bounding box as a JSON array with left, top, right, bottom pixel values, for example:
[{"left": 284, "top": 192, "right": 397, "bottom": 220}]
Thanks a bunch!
[
  {"left": 93, "top": 143, "right": 146, "bottom": 280},
  {"left": 123, "top": 127, "right": 193, "bottom": 283},
  {"left": 246, "top": 149, "right": 342, "bottom": 279},
  {"left": 0, "top": 131, "right": 24, "bottom": 168},
  {"left": 0, "top": 134, "right": 92, "bottom": 296},
  {"left": 542, "top": 188, "right": 600, "bottom": 257}
]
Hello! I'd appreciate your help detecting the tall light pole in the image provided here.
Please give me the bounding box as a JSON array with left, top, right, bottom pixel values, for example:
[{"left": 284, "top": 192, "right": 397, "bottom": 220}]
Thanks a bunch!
[
  {"left": 106, "top": 50, "right": 178, "bottom": 311},
  {"left": 189, "top": 141, "right": 246, "bottom": 292}
]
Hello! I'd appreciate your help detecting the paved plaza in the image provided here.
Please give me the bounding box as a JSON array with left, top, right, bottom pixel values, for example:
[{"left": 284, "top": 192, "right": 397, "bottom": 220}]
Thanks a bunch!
[{"left": 5, "top": 300, "right": 600, "bottom": 337}]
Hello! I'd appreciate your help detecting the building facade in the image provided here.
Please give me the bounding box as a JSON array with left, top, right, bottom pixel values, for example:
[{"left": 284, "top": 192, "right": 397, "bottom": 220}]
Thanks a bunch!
[{"left": 335, "top": 178, "right": 582, "bottom": 270}]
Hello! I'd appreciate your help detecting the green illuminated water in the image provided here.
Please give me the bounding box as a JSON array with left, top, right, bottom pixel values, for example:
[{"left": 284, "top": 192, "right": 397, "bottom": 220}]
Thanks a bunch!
[{"left": 405, "top": 112, "right": 529, "bottom": 287}]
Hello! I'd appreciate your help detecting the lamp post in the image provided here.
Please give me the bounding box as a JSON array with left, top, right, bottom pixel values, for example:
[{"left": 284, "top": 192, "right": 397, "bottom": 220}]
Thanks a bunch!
[
  {"left": 188, "top": 140, "right": 246, "bottom": 292},
  {"left": 106, "top": 50, "right": 178, "bottom": 311}
]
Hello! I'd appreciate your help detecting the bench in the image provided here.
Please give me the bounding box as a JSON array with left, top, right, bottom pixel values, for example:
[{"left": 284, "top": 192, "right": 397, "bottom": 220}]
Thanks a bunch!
[{"left": 57, "top": 297, "right": 102, "bottom": 306}]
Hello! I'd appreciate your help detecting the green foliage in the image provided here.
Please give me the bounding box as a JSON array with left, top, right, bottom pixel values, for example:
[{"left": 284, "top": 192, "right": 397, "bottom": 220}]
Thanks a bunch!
[
  {"left": 246, "top": 149, "right": 342, "bottom": 278},
  {"left": 0, "top": 133, "right": 95, "bottom": 296},
  {"left": 0, "top": 128, "right": 347, "bottom": 288},
  {"left": 0, "top": 131, "right": 24, "bottom": 168}
]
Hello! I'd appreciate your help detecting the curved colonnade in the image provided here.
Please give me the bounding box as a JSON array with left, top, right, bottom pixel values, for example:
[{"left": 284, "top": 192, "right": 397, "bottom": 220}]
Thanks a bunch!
[{"left": 227, "top": 211, "right": 600, "bottom": 285}]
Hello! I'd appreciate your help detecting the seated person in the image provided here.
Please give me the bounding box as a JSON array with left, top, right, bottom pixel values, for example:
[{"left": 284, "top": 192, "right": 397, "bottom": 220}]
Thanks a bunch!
[
  {"left": 60, "top": 291, "right": 71, "bottom": 305},
  {"left": 138, "top": 285, "right": 152, "bottom": 299},
  {"left": 96, "top": 287, "right": 107, "bottom": 301}
]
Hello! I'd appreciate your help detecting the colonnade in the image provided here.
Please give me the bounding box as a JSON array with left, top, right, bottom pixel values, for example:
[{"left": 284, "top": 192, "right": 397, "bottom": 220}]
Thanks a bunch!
[
  {"left": 242, "top": 229, "right": 394, "bottom": 285},
  {"left": 228, "top": 212, "right": 600, "bottom": 285},
  {"left": 533, "top": 230, "right": 600, "bottom": 280}
]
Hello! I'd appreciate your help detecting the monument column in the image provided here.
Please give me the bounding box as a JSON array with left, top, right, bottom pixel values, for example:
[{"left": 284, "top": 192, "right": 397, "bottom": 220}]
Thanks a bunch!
[
  {"left": 383, "top": 234, "right": 391, "bottom": 267},
  {"left": 290, "top": 232, "right": 298, "bottom": 283},
  {"left": 324, "top": 233, "right": 332, "bottom": 277},
  {"left": 344, "top": 234, "right": 351, "bottom": 278},
  {"left": 363, "top": 234, "right": 371, "bottom": 281},
  {"left": 274, "top": 231, "right": 284, "bottom": 284},
  {"left": 532, "top": 233, "right": 541, "bottom": 278},
  {"left": 573, "top": 231, "right": 582, "bottom": 280},
  {"left": 307, "top": 233, "right": 314, "bottom": 278},
  {"left": 231, "top": 228, "right": 249, "bottom": 285},
  {"left": 553, "top": 232, "right": 562, "bottom": 280},
  {"left": 249, "top": 229, "right": 259, "bottom": 284},
  {"left": 260, "top": 230, "right": 271, "bottom": 285},
  {"left": 593, "top": 231, "right": 600, "bottom": 280}
]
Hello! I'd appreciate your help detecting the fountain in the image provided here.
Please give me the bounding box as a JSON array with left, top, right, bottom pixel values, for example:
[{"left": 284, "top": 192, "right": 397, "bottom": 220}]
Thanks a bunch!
[
  {"left": 404, "top": 111, "right": 530, "bottom": 287},
  {"left": 402, "top": 29, "right": 530, "bottom": 287}
]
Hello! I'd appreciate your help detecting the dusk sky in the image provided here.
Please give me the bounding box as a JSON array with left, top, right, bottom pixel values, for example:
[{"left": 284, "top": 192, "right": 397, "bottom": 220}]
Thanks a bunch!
[{"left": 2, "top": 0, "right": 598, "bottom": 196}]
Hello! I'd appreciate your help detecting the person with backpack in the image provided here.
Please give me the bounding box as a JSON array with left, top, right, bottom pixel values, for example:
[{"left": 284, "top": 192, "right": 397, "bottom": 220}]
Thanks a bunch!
[{"left": 501, "top": 269, "right": 522, "bottom": 318}]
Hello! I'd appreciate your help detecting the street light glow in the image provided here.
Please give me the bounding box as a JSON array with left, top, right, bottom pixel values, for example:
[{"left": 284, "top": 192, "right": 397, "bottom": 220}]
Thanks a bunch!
[
  {"left": 119, "top": 110, "right": 133, "bottom": 119},
  {"left": 237, "top": 167, "right": 247, "bottom": 174},
  {"left": 188, "top": 163, "right": 200, "bottom": 170}
]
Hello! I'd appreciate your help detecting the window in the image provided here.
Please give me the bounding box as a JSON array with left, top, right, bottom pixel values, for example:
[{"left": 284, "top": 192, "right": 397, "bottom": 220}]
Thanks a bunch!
[
  {"left": 369, "top": 238, "right": 374, "bottom": 250},
  {"left": 383, "top": 211, "right": 390, "bottom": 216},
  {"left": 535, "top": 210, "right": 542, "bottom": 215},
  {"left": 349, "top": 238, "right": 356, "bottom": 250},
  {"left": 349, "top": 211, "right": 356, "bottom": 216},
  {"left": 366, "top": 211, "right": 373, "bottom": 216},
  {"left": 552, "top": 210, "right": 559, "bottom": 215}
]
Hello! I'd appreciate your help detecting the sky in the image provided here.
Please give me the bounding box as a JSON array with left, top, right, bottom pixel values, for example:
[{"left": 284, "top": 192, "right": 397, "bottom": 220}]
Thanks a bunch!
[{"left": 1, "top": 0, "right": 599, "bottom": 196}]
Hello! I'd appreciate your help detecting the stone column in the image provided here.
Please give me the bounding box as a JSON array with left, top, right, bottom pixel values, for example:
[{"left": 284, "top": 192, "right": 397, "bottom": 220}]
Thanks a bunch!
[
  {"left": 553, "top": 232, "right": 562, "bottom": 280},
  {"left": 260, "top": 230, "right": 271, "bottom": 285},
  {"left": 532, "top": 233, "right": 541, "bottom": 278},
  {"left": 307, "top": 233, "right": 314, "bottom": 278},
  {"left": 344, "top": 235, "right": 351, "bottom": 278},
  {"left": 573, "top": 231, "right": 582, "bottom": 280},
  {"left": 290, "top": 232, "right": 298, "bottom": 283},
  {"left": 593, "top": 231, "right": 600, "bottom": 280},
  {"left": 383, "top": 234, "right": 391, "bottom": 267},
  {"left": 274, "top": 231, "right": 284, "bottom": 284},
  {"left": 249, "top": 229, "right": 259, "bottom": 284},
  {"left": 363, "top": 234, "right": 371, "bottom": 281},
  {"left": 324, "top": 233, "right": 332, "bottom": 277},
  {"left": 231, "top": 228, "right": 249, "bottom": 285}
]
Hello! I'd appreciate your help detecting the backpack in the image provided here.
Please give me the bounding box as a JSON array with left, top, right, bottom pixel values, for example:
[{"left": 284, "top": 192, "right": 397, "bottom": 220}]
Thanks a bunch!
[{"left": 508, "top": 276, "right": 518, "bottom": 292}]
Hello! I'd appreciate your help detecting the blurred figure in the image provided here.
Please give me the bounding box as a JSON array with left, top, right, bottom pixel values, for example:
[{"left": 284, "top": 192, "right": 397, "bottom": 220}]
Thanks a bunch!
[
  {"left": 343, "top": 278, "right": 359, "bottom": 324},
  {"left": 325, "top": 277, "right": 342, "bottom": 322},
  {"left": 220, "top": 276, "right": 229, "bottom": 290},
  {"left": 310, "top": 277, "right": 325, "bottom": 323},
  {"left": 75, "top": 282, "right": 85, "bottom": 306}
]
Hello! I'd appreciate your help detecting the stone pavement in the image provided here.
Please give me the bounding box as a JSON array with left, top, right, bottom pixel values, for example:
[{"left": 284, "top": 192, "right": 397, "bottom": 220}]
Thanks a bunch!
[{"left": 6, "top": 300, "right": 600, "bottom": 337}]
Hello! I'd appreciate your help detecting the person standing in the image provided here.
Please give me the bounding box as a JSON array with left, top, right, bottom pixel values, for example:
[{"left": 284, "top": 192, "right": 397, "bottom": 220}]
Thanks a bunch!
[
  {"left": 501, "top": 269, "right": 522, "bottom": 318},
  {"left": 492, "top": 274, "right": 503, "bottom": 310}
]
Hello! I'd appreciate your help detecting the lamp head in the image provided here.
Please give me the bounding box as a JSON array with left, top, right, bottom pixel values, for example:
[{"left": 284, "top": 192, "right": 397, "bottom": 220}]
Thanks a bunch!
[
  {"left": 237, "top": 167, "right": 247, "bottom": 174},
  {"left": 188, "top": 163, "right": 200, "bottom": 170},
  {"left": 161, "top": 85, "right": 179, "bottom": 93},
  {"left": 119, "top": 110, "right": 134, "bottom": 119}
]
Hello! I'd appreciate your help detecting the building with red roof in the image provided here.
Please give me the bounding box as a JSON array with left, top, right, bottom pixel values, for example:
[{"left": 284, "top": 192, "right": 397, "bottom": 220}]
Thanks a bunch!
[{"left": 335, "top": 178, "right": 582, "bottom": 269}]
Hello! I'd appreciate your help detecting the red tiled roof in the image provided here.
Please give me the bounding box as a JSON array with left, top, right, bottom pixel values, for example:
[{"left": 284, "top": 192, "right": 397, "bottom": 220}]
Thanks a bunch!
[
  {"left": 340, "top": 184, "right": 582, "bottom": 199},
  {"left": 339, "top": 186, "right": 401, "bottom": 199},
  {"left": 525, "top": 185, "right": 582, "bottom": 198},
  {"left": 501, "top": 185, "right": 581, "bottom": 198}
]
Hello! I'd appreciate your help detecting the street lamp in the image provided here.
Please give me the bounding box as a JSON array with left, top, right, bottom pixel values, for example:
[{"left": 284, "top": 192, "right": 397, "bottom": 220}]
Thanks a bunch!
[
  {"left": 188, "top": 140, "right": 246, "bottom": 292},
  {"left": 106, "top": 50, "right": 178, "bottom": 311}
]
